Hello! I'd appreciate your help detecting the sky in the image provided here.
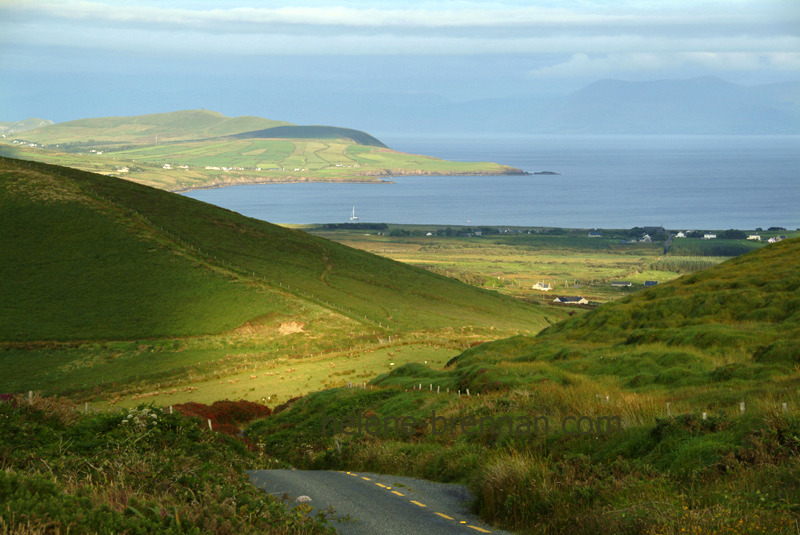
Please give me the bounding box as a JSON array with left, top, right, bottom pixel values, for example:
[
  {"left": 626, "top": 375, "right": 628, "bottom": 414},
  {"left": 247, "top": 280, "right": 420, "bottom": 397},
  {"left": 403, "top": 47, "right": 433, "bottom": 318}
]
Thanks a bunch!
[{"left": 1, "top": 0, "right": 798, "bottom": 131}]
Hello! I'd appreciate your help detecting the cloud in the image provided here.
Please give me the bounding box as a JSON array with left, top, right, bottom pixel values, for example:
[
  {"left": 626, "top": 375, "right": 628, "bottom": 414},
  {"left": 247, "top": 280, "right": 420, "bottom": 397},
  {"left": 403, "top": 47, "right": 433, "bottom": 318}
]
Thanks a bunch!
[
  {"left": 529, "top": 51, "right": 800, "bottom": 79},
  {"left": 1, "top": 0, "right": 798, "bottom": 80}
]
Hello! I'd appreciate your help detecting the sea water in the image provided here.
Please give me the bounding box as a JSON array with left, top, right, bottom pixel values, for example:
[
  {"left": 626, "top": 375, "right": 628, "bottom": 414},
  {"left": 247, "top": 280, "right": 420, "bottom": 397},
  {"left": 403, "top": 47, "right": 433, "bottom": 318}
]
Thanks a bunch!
[{"left": 182, "top": 135, "right": 800, "bottom": 230}]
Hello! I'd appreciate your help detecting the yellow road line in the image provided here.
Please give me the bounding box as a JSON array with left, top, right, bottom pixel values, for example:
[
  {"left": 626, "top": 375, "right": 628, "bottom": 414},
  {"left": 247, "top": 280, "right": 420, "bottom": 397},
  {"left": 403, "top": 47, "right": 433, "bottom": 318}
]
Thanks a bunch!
[
  {"left": 376, "top": 483, "right": 388, "bottom": 488},
  {"left": 466, "top": 525, "right": 491, "bottom": 533},
  {"left": 410, "top": 500, "right": 427, "bottom": 508},
  {"left": 391, "top": 490, "right": 405, "bottom": 496},
  {"left": 361, "top": 477, "right": 371, "bottom": 481},
  {"left": 435, "top": 512, "right": 454, "bottom": 520}
]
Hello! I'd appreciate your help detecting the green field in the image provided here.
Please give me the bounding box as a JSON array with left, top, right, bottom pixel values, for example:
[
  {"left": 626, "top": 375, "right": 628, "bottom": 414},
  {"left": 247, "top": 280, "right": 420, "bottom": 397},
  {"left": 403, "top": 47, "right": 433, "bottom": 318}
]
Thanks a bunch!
[{"left": 0, "top": 110, "right": 524, "bottom": 191}]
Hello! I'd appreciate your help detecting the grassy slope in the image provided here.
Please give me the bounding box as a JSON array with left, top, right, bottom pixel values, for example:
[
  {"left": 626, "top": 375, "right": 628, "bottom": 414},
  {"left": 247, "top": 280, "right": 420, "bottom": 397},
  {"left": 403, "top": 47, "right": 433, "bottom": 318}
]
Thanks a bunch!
[
  {"left": 17, "top": 109, "right": 291, "bottom": 145},
  {"left": 0, "top": 157, "right": 561, "bottom": 398},
  {"left": 232, "top": 125, "right": 388, "bottom": 148},
  {"left": 248, "top": 238, "right": 800, "bottom": 533},
  {"left": 0, "top": 156, "right": 556, "bottom": 341}
]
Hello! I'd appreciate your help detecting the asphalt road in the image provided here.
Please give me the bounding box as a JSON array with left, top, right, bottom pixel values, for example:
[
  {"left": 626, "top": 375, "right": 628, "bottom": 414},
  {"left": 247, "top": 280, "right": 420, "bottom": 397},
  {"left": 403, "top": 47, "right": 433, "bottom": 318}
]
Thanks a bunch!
[{"left": 248, "top": 469, "right": 514, "bottom": 535}]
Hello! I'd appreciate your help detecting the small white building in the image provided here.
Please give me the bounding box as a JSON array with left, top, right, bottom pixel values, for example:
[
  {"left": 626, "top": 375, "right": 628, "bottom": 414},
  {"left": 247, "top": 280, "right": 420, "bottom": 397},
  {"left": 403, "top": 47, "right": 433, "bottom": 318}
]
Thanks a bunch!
[
  {"left": 747, "top": 234, "right": 761, "bottom": 241},
  {"left": 553, "top": 296, "right": 589, "bottom": 305},
  {"left": 532, "top": 282, "right": 552, "bottom": 291},
  {"left": 703, "top": 233, "right": 717, "bottom": 240}
]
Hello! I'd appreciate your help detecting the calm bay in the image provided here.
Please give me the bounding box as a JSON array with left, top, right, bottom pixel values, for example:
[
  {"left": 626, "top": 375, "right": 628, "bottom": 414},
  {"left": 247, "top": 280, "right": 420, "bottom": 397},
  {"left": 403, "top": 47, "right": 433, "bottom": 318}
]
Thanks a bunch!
[{"left": 182, "top": 135, "right": 800, "bottom": 230}]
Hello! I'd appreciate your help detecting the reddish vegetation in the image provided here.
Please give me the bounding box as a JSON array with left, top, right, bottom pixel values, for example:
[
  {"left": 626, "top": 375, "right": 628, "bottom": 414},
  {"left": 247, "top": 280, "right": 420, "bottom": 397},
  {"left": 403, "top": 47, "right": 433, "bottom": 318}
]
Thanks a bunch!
[{"left": 172, "top": 400, "right": 272, "bottom": 437}]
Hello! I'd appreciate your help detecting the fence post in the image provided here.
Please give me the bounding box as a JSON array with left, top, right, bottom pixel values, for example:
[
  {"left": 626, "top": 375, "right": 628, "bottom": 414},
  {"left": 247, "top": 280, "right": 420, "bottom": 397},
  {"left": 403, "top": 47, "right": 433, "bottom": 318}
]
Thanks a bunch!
[
  {"left": 208, "top": 419, "right": 213, "bottom": 431},
  {"left": 666, "top": 402, "right": 671, "bottom": 417}
]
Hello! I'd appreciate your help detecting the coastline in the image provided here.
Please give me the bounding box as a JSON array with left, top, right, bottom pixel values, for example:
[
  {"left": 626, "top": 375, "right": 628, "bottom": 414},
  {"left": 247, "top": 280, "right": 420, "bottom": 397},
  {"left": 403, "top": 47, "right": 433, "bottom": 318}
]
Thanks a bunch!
[{"left": 168, "top": 166, "right": 528, "bottom": 193}]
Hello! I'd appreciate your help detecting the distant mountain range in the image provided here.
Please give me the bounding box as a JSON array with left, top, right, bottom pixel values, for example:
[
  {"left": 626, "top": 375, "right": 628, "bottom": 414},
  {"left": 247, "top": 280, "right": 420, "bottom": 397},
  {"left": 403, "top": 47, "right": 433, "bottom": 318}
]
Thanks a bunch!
[
  {"left": 386, "top": 77, "right": 800, "bottom": 135},
  {"left": 0, "top": 118, "right": 53, "bottom": 134},
  {"left": 279, "top": 77, "right": 800, "bottom": 135}
]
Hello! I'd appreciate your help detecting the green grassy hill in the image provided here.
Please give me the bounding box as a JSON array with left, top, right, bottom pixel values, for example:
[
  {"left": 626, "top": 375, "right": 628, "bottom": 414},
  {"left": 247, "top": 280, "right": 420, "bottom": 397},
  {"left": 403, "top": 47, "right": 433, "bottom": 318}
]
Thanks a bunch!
[
  {"left": 248, "top": 238, "right": 800, "bottom": 533},
  {"left": 16, "top": 109, "right": 290, "bottom": 147},
  {"left": 0, "top": 156, "right": 555, "bottom": 342},
  {"left": 232, "top": 125, "right": 388, "bottom": 148},
  {"left": 453, "top": 236, "right": 800, "bottom": 388}
]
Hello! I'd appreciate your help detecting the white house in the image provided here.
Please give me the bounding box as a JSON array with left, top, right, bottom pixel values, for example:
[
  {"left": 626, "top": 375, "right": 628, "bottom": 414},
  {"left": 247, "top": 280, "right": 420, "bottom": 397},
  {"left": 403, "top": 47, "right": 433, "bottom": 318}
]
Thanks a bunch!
[
  {"left": 747, "top": 235, "right": 761, "bottom": 241},
  {"left": 675, "top": 231, "right": 687, "bottom": 238},
  {"left": 703, "top": 233, "right": 717, "bottom": 240},
  {"left": 532, "top": 282, "right": 552, "bottom": 291},
  {"left": 553, "top": 296, "right": 589, "bottom": 305}
]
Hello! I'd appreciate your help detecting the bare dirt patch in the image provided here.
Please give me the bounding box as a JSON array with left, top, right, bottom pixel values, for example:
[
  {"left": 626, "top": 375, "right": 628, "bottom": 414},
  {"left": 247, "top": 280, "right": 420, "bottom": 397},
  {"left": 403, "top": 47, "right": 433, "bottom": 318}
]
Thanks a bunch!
[{"left": 279, "top": 321, "right": 306, "bottom": 335}]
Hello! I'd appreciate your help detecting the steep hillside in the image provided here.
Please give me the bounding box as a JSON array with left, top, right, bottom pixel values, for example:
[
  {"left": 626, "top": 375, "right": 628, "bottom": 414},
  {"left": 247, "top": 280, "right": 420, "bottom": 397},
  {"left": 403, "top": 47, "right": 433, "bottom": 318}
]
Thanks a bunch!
[
  {"left": 443, "top": 237, "right": 800, "bottom": 394},
  {"left": 0, "top": 156, "right": 555, "bottom": 342}
]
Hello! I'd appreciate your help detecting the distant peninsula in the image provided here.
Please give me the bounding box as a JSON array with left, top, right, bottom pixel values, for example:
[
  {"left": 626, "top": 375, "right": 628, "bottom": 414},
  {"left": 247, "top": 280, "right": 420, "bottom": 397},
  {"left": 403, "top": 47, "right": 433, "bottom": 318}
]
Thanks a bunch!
[{"left": 0, "top": 110, "right": 526, "bottom": 192}]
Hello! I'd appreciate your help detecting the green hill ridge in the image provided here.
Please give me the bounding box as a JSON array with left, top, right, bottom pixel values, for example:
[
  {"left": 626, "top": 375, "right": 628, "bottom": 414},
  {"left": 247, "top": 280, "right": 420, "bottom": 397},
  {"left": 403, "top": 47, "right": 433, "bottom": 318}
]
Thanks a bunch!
[
  {"left": 14, "top": 109, "right": 291, "bottom": 146},
  {"left": 230, "top": 125, "right": 388, "bottom": 148}
]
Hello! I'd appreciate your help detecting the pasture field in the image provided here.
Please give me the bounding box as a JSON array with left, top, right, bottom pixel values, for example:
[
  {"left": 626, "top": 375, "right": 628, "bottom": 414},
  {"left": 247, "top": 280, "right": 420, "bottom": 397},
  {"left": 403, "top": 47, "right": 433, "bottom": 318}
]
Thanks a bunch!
[{"left": 308, "top": 225, "right": 799, "bottom": 303}]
